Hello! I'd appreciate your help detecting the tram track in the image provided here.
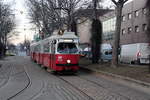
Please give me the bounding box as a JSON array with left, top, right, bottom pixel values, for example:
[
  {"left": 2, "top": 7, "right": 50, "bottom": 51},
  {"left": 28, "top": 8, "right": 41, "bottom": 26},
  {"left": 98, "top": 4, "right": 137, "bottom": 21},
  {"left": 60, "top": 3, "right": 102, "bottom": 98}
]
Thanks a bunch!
[
  {"left": 19, "top": 59, "right": 51, "bottom": 100},
  {"left": 0, "top": 60, "right": 33, "bottom": 100},
  {"left": 55, "top": 75, "right": 95, "bottom": 100},
  {"left": 77, "top": 69, "right": 150, "bottom": 100},
  {"left": 27, "top": 81, "right": 46, "bottom": 100},
  {"left": 51, "top": 82, "right": 91, "bottom": 100},
  {"left": 6, "top": 66, "right": 32, "bottom": 100},
  {"left": 0, "top": 64, "right": 12, "bottom": 89},
  {"left": 76, "top": 74, "right": 131, "bottom": 100},
  {"left": 55, "top": 72, "right": 130, "bottom": 100}
]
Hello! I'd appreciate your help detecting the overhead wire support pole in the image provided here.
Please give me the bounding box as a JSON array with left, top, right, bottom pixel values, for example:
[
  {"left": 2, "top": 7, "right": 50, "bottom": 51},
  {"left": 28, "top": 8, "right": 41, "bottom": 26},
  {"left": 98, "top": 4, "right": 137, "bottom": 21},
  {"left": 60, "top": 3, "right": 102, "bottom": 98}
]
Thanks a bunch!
[{"left": 93, "top": 0, "right": 98, "bottom": 20}]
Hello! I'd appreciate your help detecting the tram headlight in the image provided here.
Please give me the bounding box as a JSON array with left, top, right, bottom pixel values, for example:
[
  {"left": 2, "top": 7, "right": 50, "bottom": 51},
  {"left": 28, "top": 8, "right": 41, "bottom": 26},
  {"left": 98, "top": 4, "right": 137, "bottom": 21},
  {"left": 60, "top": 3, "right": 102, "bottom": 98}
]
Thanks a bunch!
[{"left": 67, "top": 59, "right": 71, "bottom": 64}]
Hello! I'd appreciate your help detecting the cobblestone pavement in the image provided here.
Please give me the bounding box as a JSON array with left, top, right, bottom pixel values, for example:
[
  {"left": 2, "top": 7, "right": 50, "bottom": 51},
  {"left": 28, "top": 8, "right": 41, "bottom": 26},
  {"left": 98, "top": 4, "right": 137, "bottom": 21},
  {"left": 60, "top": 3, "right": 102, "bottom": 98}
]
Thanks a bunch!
[{"left": 0, "top": 56, "right": 150, "bottom": 100}]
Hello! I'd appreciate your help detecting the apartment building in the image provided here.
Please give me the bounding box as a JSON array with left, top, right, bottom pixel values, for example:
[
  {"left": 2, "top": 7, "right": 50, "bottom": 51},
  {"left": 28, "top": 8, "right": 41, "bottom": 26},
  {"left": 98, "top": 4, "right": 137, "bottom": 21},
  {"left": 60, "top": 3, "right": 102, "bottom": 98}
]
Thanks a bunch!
[
  {"left": 101, "top": 0, "right": 150, "bottom": 46},
  {"left": 120, "top": 0, "right": 149, "bottom": 45},
  {"left": 76, "top": 0, "right": 149, "bottom": 47}
]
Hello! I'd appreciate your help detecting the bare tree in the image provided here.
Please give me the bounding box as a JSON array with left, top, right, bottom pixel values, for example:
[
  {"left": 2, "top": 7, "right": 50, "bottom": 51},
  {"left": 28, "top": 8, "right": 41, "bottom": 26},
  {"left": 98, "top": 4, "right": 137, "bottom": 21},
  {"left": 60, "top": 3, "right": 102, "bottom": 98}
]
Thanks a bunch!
[
  {"left": 111, "top": 0, "right": 128, "bottom": 67},
  {"left": 0, "top": 2, "right": 15, "bottom": 58},
  {"left": 27, "top": 0, "right": 91, "bottom": 37},
  {"left": 54, "top": 0, "right": 90, "bottom": 31}
]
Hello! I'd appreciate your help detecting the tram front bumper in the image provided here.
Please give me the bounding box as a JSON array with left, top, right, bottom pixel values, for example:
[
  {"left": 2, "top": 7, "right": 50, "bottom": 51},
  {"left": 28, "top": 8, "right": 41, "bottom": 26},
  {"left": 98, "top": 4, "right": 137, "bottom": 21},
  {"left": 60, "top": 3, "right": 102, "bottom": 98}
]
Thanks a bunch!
[{"left": 56, "top": 64, "right": 79, "bottom": 67}]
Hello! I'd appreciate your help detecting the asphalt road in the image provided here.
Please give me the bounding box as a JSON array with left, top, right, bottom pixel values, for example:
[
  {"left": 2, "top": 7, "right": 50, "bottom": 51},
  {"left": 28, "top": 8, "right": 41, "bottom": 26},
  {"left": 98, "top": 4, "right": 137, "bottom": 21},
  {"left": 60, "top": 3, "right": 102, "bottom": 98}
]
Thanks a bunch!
[{"left": 0, "top": 56, "right": 150, "bottom": 100}]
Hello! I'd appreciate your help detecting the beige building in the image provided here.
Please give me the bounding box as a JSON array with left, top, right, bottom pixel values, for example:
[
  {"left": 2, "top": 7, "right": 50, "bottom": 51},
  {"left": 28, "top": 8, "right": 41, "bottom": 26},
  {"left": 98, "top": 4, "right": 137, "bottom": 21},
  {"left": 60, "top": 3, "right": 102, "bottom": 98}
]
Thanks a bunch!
[
  {"left": 76, "top": 9, "right": 112, "bottom": 45},
  {"left": 77, "top": 18, "right": 92, "bottom": 44}
]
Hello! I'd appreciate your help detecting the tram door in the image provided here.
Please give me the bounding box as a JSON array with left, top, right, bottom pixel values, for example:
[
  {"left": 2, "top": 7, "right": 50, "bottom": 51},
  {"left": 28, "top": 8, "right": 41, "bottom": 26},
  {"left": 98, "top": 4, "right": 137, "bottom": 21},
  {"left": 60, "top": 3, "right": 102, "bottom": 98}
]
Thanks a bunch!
[{"left": 50, "top": 41, "right": 56, "bottom": 69}]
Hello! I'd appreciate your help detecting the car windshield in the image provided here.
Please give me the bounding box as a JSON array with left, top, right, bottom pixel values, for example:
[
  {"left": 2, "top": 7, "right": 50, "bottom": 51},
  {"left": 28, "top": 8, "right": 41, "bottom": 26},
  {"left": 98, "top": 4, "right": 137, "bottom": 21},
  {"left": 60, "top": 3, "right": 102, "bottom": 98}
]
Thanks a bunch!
[
  {"left": 57, "top": 43, "right": 78, "bottom": 54},
  {"left": 104, "top": 50, "right": 112, "bottom": 55}
]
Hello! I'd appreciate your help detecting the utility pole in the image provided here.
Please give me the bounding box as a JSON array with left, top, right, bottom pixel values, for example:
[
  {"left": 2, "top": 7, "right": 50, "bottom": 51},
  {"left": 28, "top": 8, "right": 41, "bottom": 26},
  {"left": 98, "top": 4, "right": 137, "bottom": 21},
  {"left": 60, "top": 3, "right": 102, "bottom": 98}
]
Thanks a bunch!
[{"left": 93, "top": 0, "right": 98, "bottom": 19}]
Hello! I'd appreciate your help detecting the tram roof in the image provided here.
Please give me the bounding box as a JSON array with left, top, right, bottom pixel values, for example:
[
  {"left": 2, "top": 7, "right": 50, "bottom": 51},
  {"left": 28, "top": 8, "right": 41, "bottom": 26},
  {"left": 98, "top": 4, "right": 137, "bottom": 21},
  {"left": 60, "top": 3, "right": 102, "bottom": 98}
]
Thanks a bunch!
[
  {"left": 31, "top": 32, "right": 78, "bottom": 46},
  {"left": 49, "top": 32, "right": 78, "bottom": 39}
]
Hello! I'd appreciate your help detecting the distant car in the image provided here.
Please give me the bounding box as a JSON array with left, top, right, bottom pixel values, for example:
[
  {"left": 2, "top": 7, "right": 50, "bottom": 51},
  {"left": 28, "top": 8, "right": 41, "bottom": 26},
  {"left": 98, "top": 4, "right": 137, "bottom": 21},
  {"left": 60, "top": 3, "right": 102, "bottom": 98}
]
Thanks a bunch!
[
  {"left": 82, "top": 44, "right": 112, "bottom": 61},
  {"left": 83, "top": 47, "right": 91, "bottom": 58},
  {"left": 78, "top": 47, "right": 85, "bottom": 57},
  {"left": 101, "top": 49, "right": 112, "bottom": 61},
  {"left": 100, "top": 44, "right": 112, "bottom": 61}
]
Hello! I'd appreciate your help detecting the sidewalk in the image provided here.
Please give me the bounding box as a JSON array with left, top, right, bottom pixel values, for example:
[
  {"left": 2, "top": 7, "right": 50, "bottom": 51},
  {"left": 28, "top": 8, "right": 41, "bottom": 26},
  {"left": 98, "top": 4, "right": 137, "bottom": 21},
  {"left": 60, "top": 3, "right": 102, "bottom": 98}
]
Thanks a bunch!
[{"left": 79, "top": 57, "right": 150, "bottom": 87}]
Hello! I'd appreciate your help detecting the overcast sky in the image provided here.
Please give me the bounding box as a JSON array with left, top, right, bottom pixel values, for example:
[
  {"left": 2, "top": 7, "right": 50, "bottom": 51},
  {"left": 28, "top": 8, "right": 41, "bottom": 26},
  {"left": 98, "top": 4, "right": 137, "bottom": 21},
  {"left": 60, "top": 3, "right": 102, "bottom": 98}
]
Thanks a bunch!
[{"left": 5, "top": 0, "right": 35, "bottom": 45}]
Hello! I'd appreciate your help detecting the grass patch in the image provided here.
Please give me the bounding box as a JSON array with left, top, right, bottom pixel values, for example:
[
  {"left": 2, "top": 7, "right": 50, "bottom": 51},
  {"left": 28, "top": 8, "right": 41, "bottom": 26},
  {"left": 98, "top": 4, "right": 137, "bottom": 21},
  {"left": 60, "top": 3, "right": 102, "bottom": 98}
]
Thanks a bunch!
[{"left": 79, "top": 57, "right": 150, "bottom": 83}]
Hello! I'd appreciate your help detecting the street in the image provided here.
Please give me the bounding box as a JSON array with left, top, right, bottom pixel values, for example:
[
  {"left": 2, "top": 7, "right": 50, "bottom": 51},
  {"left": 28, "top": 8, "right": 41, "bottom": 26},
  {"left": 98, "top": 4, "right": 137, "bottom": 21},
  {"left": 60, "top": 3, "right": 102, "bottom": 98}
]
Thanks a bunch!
[{"left": 0, "top": 56, "right": 150, "bottom": 100}]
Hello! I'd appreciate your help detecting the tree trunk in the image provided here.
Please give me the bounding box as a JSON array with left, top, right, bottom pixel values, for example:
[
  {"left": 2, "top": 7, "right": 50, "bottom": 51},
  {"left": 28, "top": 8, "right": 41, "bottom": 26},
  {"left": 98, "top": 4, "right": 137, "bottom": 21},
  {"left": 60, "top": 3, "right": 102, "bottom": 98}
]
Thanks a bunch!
[
  {"left": 66, "top": 10, "right": 71, "bottom": 31},
  {"left": 111, "top": 4, "right": 123, "bottom": 67},
  {"left": 71, "top": 20, "right": 77, "bottom": 35},
  {"left": 91, "top": 19, "right": 102, "bottom": 64}
]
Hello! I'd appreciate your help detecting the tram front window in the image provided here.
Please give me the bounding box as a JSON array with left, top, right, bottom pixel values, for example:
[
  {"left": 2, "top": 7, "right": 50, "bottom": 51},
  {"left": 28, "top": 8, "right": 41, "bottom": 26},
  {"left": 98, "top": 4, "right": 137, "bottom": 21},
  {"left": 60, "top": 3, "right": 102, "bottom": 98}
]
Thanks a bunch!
[{"left": 57, "top": 43, "right": 78, "bottom": 54}]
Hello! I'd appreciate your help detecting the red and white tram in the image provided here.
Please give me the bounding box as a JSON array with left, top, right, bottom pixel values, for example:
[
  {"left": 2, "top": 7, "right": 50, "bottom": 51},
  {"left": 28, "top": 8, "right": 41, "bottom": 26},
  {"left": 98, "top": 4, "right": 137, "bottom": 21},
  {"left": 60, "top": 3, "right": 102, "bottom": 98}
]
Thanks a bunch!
[{"left": 30, "top": 32, "right": 80, "bottom": 72}]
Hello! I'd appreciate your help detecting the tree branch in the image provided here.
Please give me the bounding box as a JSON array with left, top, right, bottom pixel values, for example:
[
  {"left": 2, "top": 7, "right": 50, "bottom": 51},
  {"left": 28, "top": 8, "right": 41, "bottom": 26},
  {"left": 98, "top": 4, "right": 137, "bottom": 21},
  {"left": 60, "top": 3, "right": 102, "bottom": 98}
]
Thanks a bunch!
[
  {"left": 111, "top": 0, "right": 117, "bottom": 5},
  {"left": 123, "top": 0, "right": 128, "bottom": 3}
]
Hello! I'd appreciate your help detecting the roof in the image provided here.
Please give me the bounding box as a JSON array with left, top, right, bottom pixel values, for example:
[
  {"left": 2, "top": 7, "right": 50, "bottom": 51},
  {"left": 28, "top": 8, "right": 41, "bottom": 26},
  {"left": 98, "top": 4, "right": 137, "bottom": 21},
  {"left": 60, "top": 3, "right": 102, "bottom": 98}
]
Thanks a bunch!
[
  {"left": 49, "top": 32, "right": 78, "bottom": 39},
  {"left": 74, "top": 9, "right": 113, "bottom": 19},
  {"left": 100, "top": 10, "right": 115, "bottom": 21},
  {"left": 31, "top": 32, "right": 79, "bottom": 46}
]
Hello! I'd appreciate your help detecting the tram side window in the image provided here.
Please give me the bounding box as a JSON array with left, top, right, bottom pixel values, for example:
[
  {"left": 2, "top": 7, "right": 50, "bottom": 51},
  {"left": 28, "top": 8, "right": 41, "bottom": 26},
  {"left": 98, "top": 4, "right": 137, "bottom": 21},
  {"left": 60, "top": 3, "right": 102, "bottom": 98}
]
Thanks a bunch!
[
  {"left": 35, "top": 45, "right": 41, "bottom": 52},
  {"left": 35, "top": 46, "right": 38, "bottom": 52},
  {"left": 38, "top": 45, "right": 41, "bottom": 52},
  {"left": 44, "top": 43, "right": 49, "bottom": 53}
]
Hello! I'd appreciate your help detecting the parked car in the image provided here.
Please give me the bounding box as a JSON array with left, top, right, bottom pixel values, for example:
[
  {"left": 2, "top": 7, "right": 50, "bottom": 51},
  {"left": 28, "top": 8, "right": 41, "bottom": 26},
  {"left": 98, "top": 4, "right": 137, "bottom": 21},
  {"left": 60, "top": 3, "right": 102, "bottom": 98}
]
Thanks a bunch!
[
  {"left": 83, "top": 47, "right": 91, "bottom": 58},
  {"left": 120, "top": 43, "right": 150, "bottom": 64},
  {"left": 101, "top": 48, "right": 112, "bottom": 61},
  {"left": 100, "top": 44, "right": 112, "bottom": 61},
  {"left": 79, "top": 47, "right": 85, "bottom": 57},
  {"left": 82, "top": 44, "right": 112, "bottom": 61}
]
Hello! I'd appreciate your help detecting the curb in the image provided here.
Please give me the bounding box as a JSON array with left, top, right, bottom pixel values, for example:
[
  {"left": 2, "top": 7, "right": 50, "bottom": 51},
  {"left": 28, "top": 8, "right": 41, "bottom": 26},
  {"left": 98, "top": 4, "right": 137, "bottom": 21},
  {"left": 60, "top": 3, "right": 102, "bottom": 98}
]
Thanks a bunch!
[{"left": 80, "top": 66, "right": 150, "bottom": 88}]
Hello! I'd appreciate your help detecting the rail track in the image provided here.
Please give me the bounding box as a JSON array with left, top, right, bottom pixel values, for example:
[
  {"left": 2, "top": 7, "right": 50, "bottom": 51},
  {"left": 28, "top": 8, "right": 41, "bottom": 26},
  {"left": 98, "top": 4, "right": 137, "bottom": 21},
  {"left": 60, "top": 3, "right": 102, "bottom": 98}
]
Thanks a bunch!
[
  {"left": 0, "top": 64, "right": 12, "bottom": 89},
  {"left": 53, "top": 70, "right": 131, "bottom": 100},
  {"left": 56, "top": 75, "right": 95, "bottom": 100},
  {"left": 76, "top": 74, "right": 130, "bottom": 100},
  {"left": 6, "top": 66, "right": 32, "bottom": 100}
]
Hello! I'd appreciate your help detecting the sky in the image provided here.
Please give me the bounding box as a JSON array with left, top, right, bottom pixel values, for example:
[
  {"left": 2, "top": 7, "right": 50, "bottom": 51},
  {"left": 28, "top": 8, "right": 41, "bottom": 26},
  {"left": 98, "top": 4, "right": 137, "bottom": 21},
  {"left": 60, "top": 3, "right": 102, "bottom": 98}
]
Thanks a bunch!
[
  {"left": 6, "top": 0, "right": 132, "bottom": 45},
  {"left": 6, "top": 0, "right": 36, "bottom": 45}
]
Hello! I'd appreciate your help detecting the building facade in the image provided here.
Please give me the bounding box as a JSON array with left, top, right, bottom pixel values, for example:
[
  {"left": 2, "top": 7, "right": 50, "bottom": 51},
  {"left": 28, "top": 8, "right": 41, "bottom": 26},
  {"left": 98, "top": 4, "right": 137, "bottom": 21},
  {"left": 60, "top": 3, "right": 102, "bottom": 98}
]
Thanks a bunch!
[
  {"left": 120, "top": 0, "right": 149, "bottom": 45},
  {"left": 101, "top": 11, "right": 116, "bottom": 45},
  {"left": 76, "top": 9, "right": 112, "bottom": 45},
  {"left": 77, "top": 0, "right": 149, "bottom": 47},
  {"left": 101, "top": 0, "right": 150, "bottom": 46}
]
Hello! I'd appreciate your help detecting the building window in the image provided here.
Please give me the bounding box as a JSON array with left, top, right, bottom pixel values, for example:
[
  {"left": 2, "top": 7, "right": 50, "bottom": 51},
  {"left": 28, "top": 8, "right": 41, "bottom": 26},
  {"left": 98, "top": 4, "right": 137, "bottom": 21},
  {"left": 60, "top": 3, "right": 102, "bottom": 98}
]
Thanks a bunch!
[
  {"left": 143, "top": 24, "right": 147, "bottom": 31},
  {"left": 142, "top": 8, "right": 147, "bottom": 15},
  {"left": 122, "top": 15, "right": 125, "bottom": 21},
  {"left": 122, "top": 29, "right": 126, "bottom": 35},
  {"left": 128, "top": 27, "right": 132, "bottom": 33},
  {"left": 128, "top": 13, "right": 132, "bottom": 19},
  {"left": 135, "top": 26, "right": 139, "bottom": 32},
  {"left": 135, "top": 10, "right": 139, "bottom": 17}
]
